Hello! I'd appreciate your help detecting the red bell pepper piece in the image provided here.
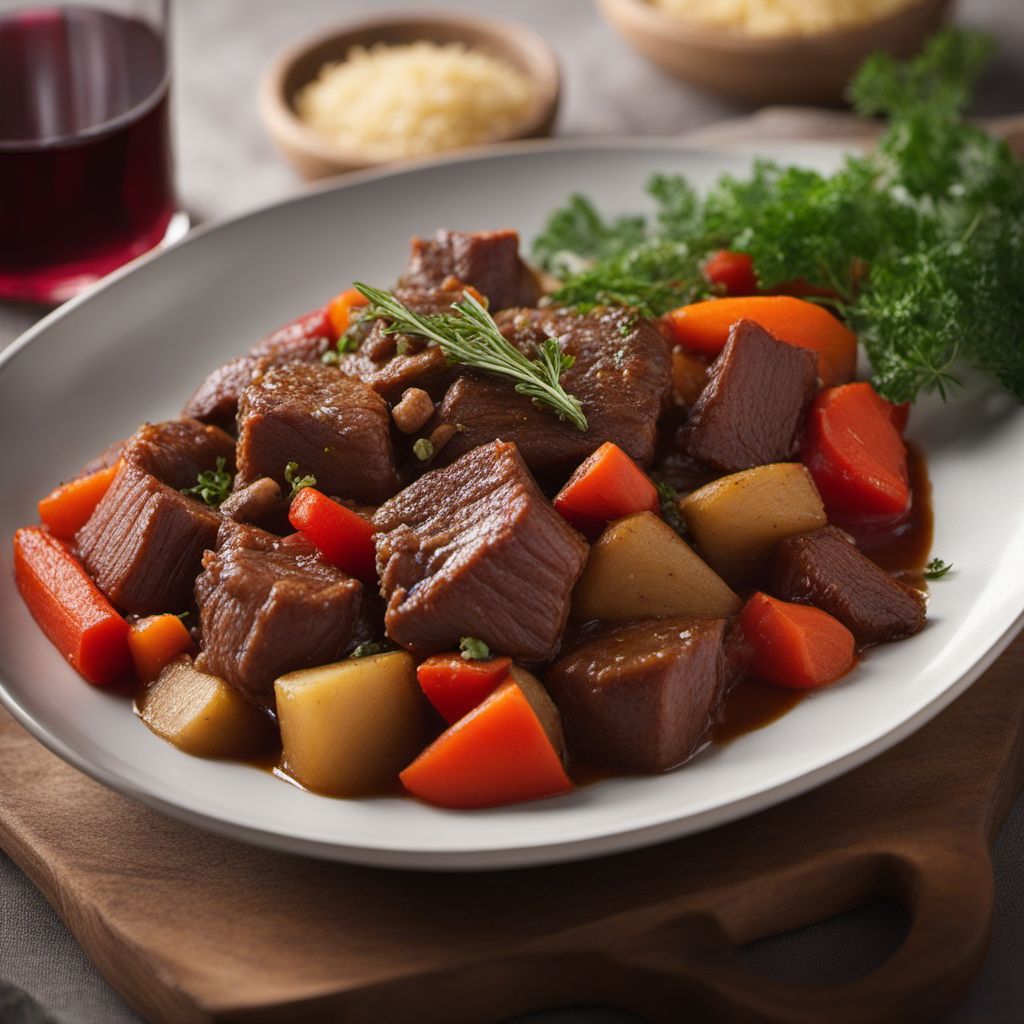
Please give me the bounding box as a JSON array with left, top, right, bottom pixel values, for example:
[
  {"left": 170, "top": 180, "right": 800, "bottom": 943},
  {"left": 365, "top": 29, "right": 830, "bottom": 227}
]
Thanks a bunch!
[
  {"left": 703, "top": 250, "right": 758, "bottom": 296},
  {"left": 288, "top": 487, "right": 376, "bottom": 582},
  {"left": 417, "top": 653, "right": 514, "bottom": 724},
  {"left": 261, "top": 304, "right": 338, "bottom": 350},
  {"left": 38, "top": 461, "right": 120, "bottom": 541},
  {"left": 400, "top": 676, "right": 573, "bottom": 809},
  {"left": 553, "top": 442, "right": 660, "bottom": 539},
  {"left": 802, "top": 382, "right": 911, "bottom": 529},
  {"left": 741, "top": 592, "right": 855, "bottom": 690},
  {"left": 13, "top": 527, "right": 131, "bottom": 686}
]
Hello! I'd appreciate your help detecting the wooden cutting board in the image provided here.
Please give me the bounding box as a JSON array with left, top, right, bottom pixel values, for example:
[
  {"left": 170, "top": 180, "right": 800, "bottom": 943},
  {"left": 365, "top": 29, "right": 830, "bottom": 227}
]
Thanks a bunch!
[{"left": 0, "top": 630, "right": 1020, "bottom": 1024}]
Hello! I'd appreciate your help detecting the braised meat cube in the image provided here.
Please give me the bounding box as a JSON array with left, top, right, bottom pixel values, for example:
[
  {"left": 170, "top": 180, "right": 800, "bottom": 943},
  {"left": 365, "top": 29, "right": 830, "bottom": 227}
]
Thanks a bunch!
[
  {"left": 195, "top": 524, "right": 363, "bottom": 709},
  {"left": 122, "top": 418, "right": 235, "bottom": 489},
  {"left": 183, "top": 355, "right": 265, "bottom": 432},
  {"left": 435, "top": 307, "right": 671, "bottom": 475},
  {"left": 184, "top": 309, "right": 334, "bottom": 431},
  {"left": 235, "top": 362, "right": 398, "bottom": 502},
  {"left": 397, "top": 229, "right": 540, "bottom": 311},
  {"left": 546, "top": 617, "right": 728, "bottom": 773},
  {"left": 772, "top": 526, "right": 926, "bottom": 647},
  {"left": 373, "top": 441, "right": 588, "bottom": 661},
  {"left": 678, "top": 319, "right": 818, "bottom": 473},
  {"left": 76, "top": 419, "right": 234, "bottom": 614}
]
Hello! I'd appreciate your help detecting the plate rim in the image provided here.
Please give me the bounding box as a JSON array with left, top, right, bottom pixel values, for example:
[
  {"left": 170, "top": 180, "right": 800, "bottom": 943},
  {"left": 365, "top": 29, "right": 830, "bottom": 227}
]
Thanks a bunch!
[{"left": 1, "top": 136, "right": 1021, "bottom": 871}]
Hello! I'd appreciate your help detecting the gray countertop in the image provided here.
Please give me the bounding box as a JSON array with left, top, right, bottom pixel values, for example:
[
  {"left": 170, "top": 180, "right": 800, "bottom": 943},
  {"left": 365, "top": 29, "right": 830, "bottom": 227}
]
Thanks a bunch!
[{"left": 1, "top": 1, "right": 1023, "bottom": 1021}]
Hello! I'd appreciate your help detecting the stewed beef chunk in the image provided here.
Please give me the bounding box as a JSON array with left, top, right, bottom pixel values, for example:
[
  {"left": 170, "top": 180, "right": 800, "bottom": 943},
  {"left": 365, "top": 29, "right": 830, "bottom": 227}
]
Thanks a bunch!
[
  {"left": 219, "top": 477, "right": 285, "bottom": 528},
  {"left": 678, "top": 319, "right": 818, "bottom": 473},
  {"left": 547, "top": 617, "right": 728, "bottom": 773},
  {"left": 195, "top": 523, "right": 362, "bottom": 709},
  {"left": 76, "top": 419, "right": 235, "bottom": 615},
  {"left": 235, "top": 362, "right": 398, "bottom": 502},
  {"left": 374, "top": 441, "right": 588, "bottom": 661},
  {"left": 772, "top": 526, "right": 926, "bottom": 647},
  {"left": 398, "top": 229, "right": 540, "bottom": 311},
  {"left": 436, "top": 307, "right": 671, "bottom": 476},
  {"left": 183, "top": 356, "right": 265, "bottom": 431},
  {"left": 184, "top": 309, "right": 335, "bottom": 431}
]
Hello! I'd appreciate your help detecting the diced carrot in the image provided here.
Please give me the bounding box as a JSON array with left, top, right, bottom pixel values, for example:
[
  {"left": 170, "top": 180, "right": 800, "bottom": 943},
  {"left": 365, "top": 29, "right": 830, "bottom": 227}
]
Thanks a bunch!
[
  {"left": 38, "top": 461, "right": 121, "bottom": 541},
  {"left": 400, "top": 677, "right": 573, "bottom": 809},
  {"left": 288, "top": 487, "right": 376, "bottom": 582},
  {"left": 13, "top": 527, "right": 131, "bottom": 686},
  {"left": 802, "top": 382, "right": 910, "bottom": 528},
  {"left": 661, "top": 295, "right": 857, "bottom": 386},
  {"left": 327, "top": 287, "right": 370, "bottom": 338},
  {"left": 553, "top": 442, "right": 660, "bottom": 539},
  {"left": 128, "top": 614, "right": 196, "bottom": 683},
  {"left": 671, "top": 348, "right": 709, "bottom": 406},
  {"left": 417, "top": 654, "right": 514, "bottom": 724},
  {"left": 703, "top": 250, "right": 758, "bottom": 296},
  {"left": 741, "top": 592, "right": 855, "bottom": 689}
]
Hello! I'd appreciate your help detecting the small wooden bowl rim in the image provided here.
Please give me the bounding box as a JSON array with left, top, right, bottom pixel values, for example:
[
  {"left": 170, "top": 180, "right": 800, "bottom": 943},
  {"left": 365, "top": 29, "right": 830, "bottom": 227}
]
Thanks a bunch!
[
  {"left": 259, "top": 9, "right": 561, "bottom": 172},
  {"left": 597, "top": 0, "right": 949, "bottom": 51}
]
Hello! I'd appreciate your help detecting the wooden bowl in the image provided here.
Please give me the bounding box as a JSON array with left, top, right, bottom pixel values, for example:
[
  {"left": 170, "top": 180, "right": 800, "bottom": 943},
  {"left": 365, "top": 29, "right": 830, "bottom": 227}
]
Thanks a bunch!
[
  {"left": 259, "top": 10, "right": 561, "bottom": 180},
  {"left": 595, "top": 0, "right": 954, "bottom": 105}
]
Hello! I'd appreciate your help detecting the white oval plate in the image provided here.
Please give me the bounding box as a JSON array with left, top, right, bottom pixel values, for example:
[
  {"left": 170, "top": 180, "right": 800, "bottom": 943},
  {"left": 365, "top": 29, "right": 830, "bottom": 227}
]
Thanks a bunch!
[{"left": 1, "top": 140, "right": 1022, "bottom": 871}]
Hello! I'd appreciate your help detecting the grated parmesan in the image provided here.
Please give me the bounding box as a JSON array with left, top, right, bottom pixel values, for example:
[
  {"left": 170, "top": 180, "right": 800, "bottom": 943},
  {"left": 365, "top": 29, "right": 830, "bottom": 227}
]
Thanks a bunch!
[
  {"left": 649, "top": 0, "right": 920, "bottom": 37},
  {"left": 295, "top": 41, "right": 537, "bottom": 160}
]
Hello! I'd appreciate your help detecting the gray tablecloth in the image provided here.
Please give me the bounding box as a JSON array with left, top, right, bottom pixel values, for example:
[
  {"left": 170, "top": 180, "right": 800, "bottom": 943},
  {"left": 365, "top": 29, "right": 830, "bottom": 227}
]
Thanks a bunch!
[{"left": 2, "top": 1, "right": 1023, "bottom": 1021}]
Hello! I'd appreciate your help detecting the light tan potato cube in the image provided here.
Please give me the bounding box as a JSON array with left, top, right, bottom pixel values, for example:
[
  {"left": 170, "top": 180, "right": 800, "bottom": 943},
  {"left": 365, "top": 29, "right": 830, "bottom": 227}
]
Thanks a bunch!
[
  {"left": 508, "top": 665, "right": 566, "bottom": 762},
  {"left": 140, "top": 657, "right": 276, "bottom": 759},
  {"left": 572, "top": 511, "right": 740, "bottom": 621},
  {"left": 681, "top": 463, "right": 827, "bottom": 587},
  {"left": 275, "top": 651, "right": 425, "bottom": 796}
]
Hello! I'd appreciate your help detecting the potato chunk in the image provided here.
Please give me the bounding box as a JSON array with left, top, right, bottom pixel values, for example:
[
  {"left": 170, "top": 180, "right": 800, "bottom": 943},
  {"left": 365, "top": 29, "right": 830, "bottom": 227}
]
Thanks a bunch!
[
  {"left": 140, "top": 657, "right": 276, "bottom": 759},
  {"left": 275, "top": 651, "right": 426, "bottom": 796},
  {"left": 572, "top": 511, "right": 740, "bottom": 621},
  {"left": 680, "top": 463, "right": 827, "bottom": 587}
]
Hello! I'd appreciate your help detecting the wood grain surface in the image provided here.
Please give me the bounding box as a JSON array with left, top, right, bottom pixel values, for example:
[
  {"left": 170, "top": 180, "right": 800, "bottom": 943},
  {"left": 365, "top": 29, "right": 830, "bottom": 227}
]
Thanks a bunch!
[{"left": 0, "top": 631, "right": 1020, "bottom": 1024}]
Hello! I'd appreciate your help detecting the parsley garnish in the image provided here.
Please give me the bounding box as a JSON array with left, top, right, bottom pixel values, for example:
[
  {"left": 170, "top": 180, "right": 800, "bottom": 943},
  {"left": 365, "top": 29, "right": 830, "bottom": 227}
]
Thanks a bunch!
[
  {"left": 533, "top": 29, "right": 1024, "bottom": 405},
  {"left": 350, "top": 641, "right": 394, "bottom": 659},
  {"left": 181, "top": 457, "right": 232, "bottom": 506},
  {"left": 656, "top": 481, "right": 685, "bottom": 536},
  {"left": 355, "top": 283, "right": 588, "bottom": 430},
  {"left": 284, "top": 461, "right": 316, "bottom": 500},
  {"left": 924, "top": 558, "right": 953, "bottom": 580},
  {"left": 460, "top": 636, "right": 491, "bottom": 661}
]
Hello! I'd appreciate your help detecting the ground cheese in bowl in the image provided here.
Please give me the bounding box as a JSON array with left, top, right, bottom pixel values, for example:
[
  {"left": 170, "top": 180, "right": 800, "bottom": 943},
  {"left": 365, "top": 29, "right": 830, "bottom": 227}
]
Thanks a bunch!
[
  {"left": 295, "top": 41, "right": 538, "bottom": 160},
  {"left": 649, "top": 0, "right": 921, "bottom": 37}
]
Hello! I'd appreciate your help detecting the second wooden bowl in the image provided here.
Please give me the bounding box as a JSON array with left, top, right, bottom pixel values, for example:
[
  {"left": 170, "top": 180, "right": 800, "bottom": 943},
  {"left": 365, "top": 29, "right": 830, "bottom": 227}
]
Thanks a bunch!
[{"left": 596, "top": 0, "right": 954, "bottom": 105}]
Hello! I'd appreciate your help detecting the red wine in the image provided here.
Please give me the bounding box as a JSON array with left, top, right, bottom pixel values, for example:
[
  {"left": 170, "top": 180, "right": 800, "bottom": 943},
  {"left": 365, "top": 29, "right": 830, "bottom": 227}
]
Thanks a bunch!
[{"left": 0, "top": 5, "right": 177, "bottom": 303}]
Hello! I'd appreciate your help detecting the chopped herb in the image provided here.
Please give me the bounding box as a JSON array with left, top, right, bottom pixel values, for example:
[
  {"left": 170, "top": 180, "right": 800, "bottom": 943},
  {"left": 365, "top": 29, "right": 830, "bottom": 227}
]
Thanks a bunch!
[
  {"left": 284, "top": 461, "right": 316, "bottom": 500},
  {"left": 412, "top": 437, "right": 434, "bottom": 461},
  {"left": 532, "top": 29, "right": 1024, "bottom": 405},
  {"left": 355, "top": 283, "right": 588, "bottom": 430},
  {"left": 350, "top": 640, "right": 394, "bottom": 659},
  {"left": 924, "top": 557, "right": 953, "bottom": 580},
  {"left": 323, "top": 328, "right": 361, "bottom": 364},
  {"left": 395, "top": 337, "right": 412, "bottom": 356},
  {"left": 656, "top": 481, "right": 685, "bottom": 535},
  {"left": 182, "top": 456, "right": 233, "bottom": 506},
  {"left": 460, "top": 636, "right": 491, "bottom": 661}
]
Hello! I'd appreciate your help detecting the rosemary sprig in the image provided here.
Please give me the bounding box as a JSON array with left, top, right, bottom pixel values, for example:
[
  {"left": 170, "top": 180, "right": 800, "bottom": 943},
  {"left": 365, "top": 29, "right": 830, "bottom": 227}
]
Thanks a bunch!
[{"left": 354, "top": 283, "right": 587, "bottom": 431}]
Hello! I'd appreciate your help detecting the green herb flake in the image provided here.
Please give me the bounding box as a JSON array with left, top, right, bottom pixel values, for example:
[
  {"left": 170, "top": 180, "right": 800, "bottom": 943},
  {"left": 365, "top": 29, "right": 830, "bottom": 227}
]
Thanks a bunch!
[
  {"left": 460, "top": 636, "right": 491, "bottom": 661},
  {"left": 656, "top": 481, "right": 685, "bottom": 536},
  {"left": 924, "top": 557, "right": 953, "bottom": 580},
  {"left": 182, "top": 456, "right": 233, "bottom": 507},
  {"left": 284, "top": 461, "right": 317, "bottom": 500},
  {"left": 350, "top": 641, "right": 394, "bottom": 659}
]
